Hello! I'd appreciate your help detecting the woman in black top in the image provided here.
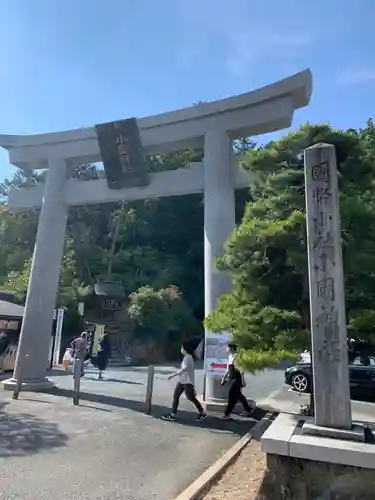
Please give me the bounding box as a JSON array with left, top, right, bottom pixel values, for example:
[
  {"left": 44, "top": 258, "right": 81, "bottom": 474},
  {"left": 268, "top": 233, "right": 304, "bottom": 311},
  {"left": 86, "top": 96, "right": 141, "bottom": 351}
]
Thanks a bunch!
[
  {"left": 91, "top": 333, "right": 112, "bottom": 380},
  {"left": 221, "top": 343, "right": 254, "bottom": 419}
]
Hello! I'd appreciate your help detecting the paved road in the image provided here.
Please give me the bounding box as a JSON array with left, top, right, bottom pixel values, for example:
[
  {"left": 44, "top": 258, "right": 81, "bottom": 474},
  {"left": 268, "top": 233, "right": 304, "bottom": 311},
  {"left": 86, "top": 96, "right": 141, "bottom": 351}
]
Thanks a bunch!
[
  {"left": 48, "top": 363, "right": 286, "bottom": 410},
  {"left": 258, "top": 383, "right": 375, "bottom": 423},
  {"left": 0, "top": 366, "right": 265, "bottom": 500},
  {"left": 1, "top": 364, "right": 374, "bottom": 500},
  {"left": 63, "top": 363, "right": 375, "bottom": 422}
]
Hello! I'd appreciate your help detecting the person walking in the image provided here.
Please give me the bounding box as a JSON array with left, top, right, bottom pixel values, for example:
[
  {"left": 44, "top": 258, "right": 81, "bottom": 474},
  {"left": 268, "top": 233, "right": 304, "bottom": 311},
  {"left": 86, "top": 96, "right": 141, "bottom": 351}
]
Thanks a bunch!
[
  {"left": 221, "top": 343, "right": 255, "bottom": 420},
  {"left": 71, "top": 331, "right": 88, "bottom": 378},
  {"left": 162, "top": 341, "right": 207, "bottom": 423},
  {"left": 91, "top": 333, "right": 111, "bottom": 380},
  {"left": 84, "top": 331, "right": 93, "bottom": 365},
  {"left": 0, "top": 332, "right": 10, "bottom": 374}
]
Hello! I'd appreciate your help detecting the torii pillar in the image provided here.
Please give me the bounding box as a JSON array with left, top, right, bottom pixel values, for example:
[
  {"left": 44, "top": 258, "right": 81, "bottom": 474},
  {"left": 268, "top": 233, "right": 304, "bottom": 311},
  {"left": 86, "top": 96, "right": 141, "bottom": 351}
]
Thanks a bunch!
[
  {"left": 0, "top": 69, "right": 312, "bottom": 395},
  {"left": 204, "top": 129, "right": 236, "bottom": 399}
]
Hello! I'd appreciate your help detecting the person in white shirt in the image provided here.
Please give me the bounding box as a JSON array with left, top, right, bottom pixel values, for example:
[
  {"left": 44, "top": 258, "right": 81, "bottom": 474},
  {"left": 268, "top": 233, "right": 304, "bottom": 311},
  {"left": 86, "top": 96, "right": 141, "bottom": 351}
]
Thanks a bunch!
[{"left": 162, "top": 341, "right": 207, "bottom": 422}]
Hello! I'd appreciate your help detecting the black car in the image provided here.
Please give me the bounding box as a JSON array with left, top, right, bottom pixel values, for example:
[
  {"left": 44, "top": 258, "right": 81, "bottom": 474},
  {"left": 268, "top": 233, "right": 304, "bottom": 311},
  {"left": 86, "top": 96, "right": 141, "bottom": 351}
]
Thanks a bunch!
[{"left": 285, "top": 356, "right": 375, "bottom": 400}]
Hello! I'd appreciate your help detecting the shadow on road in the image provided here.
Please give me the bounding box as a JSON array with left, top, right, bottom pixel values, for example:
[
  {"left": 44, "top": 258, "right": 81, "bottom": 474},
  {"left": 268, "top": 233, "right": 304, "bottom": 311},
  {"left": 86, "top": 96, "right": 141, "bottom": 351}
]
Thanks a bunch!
[
  {"left": 0, "top": 403, "right": 68, "bottom": 457},
  {"left": 46, "top": 369, "right": 72, "bottom": 378},
  {"left": 83, "top": 376, "right": 144, "bottom": 385},
  {"left": 119, "top": 365, "right": 180, "bottom": 375},
  {"left": 117, "top": 361, "right": 204, "bottom": 374},
  {"left": 44, "top": 387, "right": 264, "bottom": 435}
]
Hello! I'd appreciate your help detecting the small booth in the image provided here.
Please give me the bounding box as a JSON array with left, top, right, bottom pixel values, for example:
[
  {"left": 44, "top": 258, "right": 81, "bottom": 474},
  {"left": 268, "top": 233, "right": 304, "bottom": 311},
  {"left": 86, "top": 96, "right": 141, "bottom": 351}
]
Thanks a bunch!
[
  {"left": 0, "top": 298, "right": 24, "bottom": 371},
  {"left": 0, "top": 296, "right": 64, "bottom": 371}
]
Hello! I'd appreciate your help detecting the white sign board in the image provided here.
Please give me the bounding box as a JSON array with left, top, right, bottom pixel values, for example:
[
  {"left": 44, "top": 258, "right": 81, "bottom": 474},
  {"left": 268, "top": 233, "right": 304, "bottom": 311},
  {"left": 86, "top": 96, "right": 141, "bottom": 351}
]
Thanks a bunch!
[
  {"left": 77, "top": 301, "right": 84, "bottom": 317},
  {"left": 204, "top": 331, "right": 231, "bottom": 375},
  {"left": 52, "top": 308, "right": 65, "bottom": 366}
]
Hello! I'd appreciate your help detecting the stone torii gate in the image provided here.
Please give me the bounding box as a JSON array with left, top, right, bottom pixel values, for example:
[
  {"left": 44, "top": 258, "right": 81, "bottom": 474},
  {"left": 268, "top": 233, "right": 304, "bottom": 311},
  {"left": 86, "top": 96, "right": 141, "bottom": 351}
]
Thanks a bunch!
[{"left": 0, "top": 69, "right": 312, "bottom": 397}]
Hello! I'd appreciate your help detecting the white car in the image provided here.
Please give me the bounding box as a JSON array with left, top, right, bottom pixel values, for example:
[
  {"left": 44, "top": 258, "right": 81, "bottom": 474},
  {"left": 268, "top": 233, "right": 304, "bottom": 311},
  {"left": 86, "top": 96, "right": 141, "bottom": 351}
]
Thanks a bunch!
[
  {"left": 297, "top": 341, "right": 357, "bottom": 365},
  {"left": 298, "top": 350, "right": 311, "bottom": 364}
]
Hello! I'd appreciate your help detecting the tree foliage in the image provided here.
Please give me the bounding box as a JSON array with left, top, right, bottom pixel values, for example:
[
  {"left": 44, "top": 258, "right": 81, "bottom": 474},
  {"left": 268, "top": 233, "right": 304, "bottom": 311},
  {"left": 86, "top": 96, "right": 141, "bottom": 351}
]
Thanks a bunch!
[
  {"left": 206, "top": 120, "right": 375, "bottom": 371},
  {"left": 2, "top": 121, "right": 375, "bottom": 365},
  {"left": 128, "top": 285, "right": 199, "bottom": 341},
  {"left": 0, "top": 152, "right": 209, "bottom": 350}
]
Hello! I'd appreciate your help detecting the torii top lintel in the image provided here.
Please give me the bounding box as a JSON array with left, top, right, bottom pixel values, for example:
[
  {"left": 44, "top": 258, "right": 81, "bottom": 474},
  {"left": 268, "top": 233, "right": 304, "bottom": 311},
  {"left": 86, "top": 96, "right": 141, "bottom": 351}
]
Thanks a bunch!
[{"left": 0, "top": 70, "right": 312, "bottom": 170}]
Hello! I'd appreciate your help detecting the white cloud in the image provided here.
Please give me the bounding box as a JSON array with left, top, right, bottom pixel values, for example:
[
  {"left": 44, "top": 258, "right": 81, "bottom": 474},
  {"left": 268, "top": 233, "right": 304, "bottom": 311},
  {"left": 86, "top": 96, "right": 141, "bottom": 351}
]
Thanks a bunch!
[
  {"left": 338, "top": 68, "right": 375, "bottom": 85},
  {"left": 225, "top": 28, "right": 313, "bottom": 76},
  {"left": 174, "top": 1, "right": 314, "bottom": 76}
]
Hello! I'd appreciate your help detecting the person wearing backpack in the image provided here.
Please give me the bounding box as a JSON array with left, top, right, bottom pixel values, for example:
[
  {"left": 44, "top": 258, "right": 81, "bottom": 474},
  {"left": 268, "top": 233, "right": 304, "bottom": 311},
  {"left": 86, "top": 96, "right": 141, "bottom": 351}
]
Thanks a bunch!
[{"left": 221, "top": 343, "right": 255, "bottom": 420}]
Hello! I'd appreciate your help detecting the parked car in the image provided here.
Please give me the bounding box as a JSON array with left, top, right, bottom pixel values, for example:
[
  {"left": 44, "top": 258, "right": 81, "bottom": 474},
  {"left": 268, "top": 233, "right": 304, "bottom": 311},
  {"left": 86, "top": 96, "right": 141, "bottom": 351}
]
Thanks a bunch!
[
  {"left": 297, "top": 350, "right": 311, "bottom": 364},
  {"left": 297, "top": 340, "right": 358, "bottom": 365},
  {"left": 285, "top": 356, "right": 375, "bottom": 400}
]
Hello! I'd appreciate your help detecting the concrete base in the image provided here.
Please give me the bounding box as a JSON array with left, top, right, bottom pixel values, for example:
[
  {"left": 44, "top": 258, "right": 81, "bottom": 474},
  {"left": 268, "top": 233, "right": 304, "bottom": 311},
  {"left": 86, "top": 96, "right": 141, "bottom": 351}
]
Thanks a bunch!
[
  {"left": 263, "top": 451, "right": 375, "bottom": 499},
  {"left": 260, "top": 413, "right": 375, "bottom": 499},
  {"left": 2, "top": 377, "right": 56, "bottom": 392},
  {"left": 205, "top": 375, "right": 229, "bottom": 401},
  {"left": 261, "top": 413, "right": 375, "bottom": 469},
  {"left": 302, "top": 421, "right": 366, "bottom": 442}
]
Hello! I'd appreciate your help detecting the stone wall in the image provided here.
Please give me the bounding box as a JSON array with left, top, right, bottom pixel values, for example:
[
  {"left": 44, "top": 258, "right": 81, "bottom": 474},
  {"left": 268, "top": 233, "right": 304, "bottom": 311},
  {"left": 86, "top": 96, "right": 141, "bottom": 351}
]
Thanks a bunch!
[{"left": 257, "top": 453, "right": 375, "bottom": 500}]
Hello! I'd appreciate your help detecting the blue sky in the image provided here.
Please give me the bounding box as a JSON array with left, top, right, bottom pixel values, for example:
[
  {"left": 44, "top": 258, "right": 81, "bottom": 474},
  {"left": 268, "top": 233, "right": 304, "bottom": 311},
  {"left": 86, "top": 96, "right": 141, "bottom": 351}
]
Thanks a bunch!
[{"left": 0, "top": 0, "right": 374, "bottom": 181}]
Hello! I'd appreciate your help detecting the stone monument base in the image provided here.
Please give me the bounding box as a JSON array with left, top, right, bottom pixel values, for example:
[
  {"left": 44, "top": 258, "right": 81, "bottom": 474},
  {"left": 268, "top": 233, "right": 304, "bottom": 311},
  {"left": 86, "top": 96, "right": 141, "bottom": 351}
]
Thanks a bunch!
[
  {"left": 302, "top": 421, "right": 366, "bottom": 442},
  {"left": 2, "top": 377, "right": 56, "bottom": 392},
  {"left": 260, "top": 413, "right": 375, "bottom": 499}
]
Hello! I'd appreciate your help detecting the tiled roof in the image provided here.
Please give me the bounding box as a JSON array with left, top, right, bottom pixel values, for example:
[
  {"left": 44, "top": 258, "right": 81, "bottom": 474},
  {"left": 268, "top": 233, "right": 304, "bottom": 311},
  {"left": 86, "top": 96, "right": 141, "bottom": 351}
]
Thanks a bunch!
[{"left": 0, "top": 300, "right": 24, "bottom": 317}]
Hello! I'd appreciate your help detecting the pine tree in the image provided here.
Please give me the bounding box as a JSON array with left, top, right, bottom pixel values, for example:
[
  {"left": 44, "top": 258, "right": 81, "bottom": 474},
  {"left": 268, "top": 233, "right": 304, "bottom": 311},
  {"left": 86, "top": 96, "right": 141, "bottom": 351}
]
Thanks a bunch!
[{"left": 205, "top": 122, "right": 375, "bottom": 372}]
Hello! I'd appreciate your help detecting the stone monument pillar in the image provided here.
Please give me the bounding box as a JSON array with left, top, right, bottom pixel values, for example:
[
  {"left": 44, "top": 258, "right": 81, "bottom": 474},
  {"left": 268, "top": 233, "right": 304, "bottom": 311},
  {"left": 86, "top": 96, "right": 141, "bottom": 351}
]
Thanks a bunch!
[
  {"left": 5, "top": 158, "right": 69, "bottom": 390},
  {"left": 204, "top": 129, "right": 235, "bottom": 400},
  {"left": 304, "top": 143, "right": 352, "bottom": 429}
]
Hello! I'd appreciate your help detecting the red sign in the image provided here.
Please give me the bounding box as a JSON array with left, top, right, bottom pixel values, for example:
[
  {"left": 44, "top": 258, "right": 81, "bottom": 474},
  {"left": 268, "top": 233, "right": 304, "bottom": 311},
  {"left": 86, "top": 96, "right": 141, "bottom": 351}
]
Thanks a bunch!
[{"left": 210, "top": 362, "right": 227, "bottom": 370}]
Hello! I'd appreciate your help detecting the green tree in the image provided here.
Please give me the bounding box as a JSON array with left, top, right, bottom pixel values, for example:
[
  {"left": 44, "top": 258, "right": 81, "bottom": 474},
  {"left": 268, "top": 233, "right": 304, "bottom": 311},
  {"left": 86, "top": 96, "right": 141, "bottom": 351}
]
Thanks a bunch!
[
  {"left": 206, "top": 121, "right": 375, "bottom": 371},
  {"left": 1, "top": 257, "right": 33, "bottom": 302},
  {"left": 128, "top": 285, "right": 199, "bottom": 358},
  {"left": 0, "top": 205, "right": 39, "bottom": 279},
  {"left": 1, "top": 248, "right": 91, "bottom": 307},
  {"left": 0, "top": 145, "right": 252, "bottom": 350}
]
